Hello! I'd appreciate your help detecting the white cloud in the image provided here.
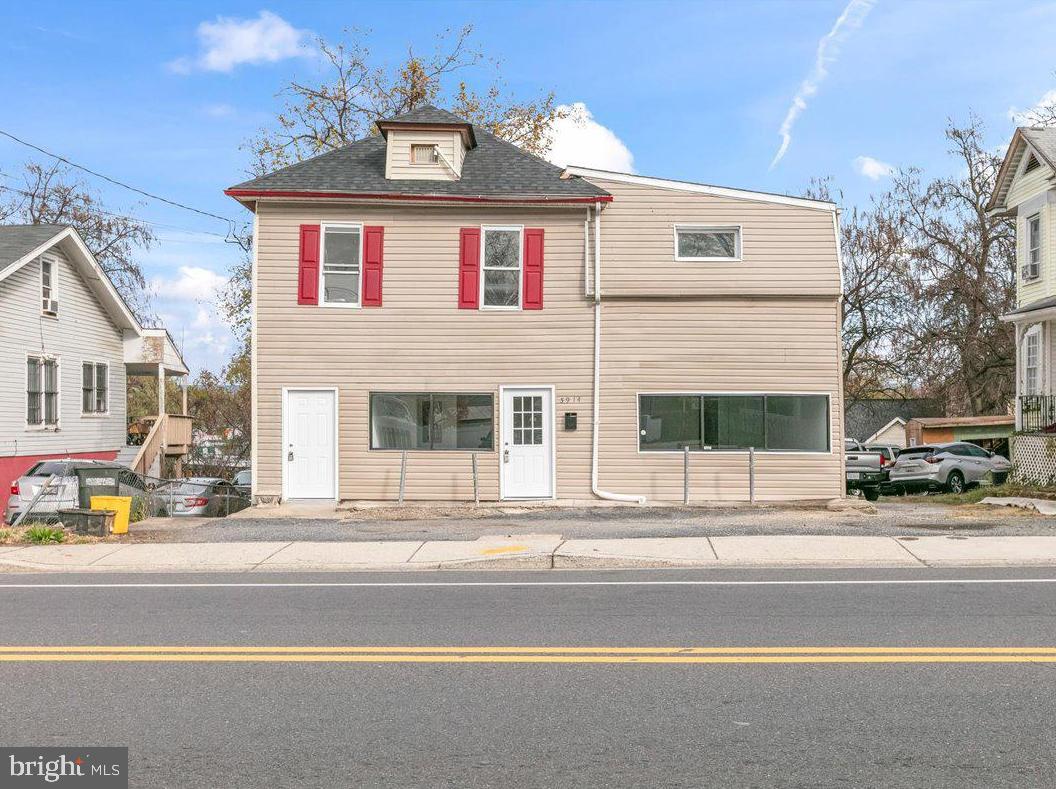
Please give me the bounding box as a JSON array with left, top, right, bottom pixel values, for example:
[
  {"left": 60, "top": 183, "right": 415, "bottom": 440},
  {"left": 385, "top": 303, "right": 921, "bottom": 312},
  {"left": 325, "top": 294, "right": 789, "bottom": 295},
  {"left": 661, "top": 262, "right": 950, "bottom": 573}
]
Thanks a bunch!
[
  {"left": 168, "top": 11, "right": 310, "bottom": 74},
  {"left": 770, "top": 0, "right": 875, "bottom": 169},
  {"left": 543, "top": 103, "right": 635, "bottom": 173},
  {"left": 202, "top": 103, "right": 236, "bottom": 118},
  {"left": 151, "top": 265, "right": 227, "bottom": 302},
  {"left": 853, "top": 155, "right": 895, "bottom": 180},
  {"left": 1009, "top": 89, "right": 1056, "bottom": 126}
]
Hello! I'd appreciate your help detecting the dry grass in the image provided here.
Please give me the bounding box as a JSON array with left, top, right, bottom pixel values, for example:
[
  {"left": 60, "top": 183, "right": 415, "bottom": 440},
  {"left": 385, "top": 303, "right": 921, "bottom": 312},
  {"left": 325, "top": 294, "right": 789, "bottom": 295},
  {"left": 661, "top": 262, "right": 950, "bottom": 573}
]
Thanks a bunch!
[{"left": 0, "top": 524, "right": 104, "bottom": 545}]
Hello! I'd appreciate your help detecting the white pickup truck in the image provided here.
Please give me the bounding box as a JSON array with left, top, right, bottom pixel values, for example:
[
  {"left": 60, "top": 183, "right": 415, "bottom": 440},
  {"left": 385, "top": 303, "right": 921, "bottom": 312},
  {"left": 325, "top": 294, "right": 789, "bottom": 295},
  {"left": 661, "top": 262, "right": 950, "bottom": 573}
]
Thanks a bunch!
[{"left": 844, "top": 439, "right": 888, "bottom": 501}]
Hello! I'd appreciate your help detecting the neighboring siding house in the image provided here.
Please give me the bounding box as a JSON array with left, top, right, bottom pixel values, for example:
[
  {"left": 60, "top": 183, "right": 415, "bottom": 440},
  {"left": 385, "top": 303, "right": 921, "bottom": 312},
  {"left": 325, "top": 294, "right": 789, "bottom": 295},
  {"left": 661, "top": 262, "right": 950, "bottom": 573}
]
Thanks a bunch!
[
  {"left": 844, "top": 397, "right": 942, "bottom": 447},
  {"left": 0, "top": 225, "right": 190, "bottom": 509},
  {"left": 991, "top": 127, "right": 1056, "bottom": 481},
  {"left": 226, "top": 105, "right": 845, "bottom": 504}
]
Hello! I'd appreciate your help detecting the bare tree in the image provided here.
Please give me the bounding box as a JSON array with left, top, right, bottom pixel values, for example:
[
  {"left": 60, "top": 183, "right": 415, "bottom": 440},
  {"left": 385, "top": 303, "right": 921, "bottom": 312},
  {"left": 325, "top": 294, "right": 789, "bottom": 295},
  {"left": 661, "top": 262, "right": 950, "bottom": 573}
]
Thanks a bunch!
[
  {"left": 244, "top": 25, "right": 566, "bottom": 175},
  {"left": 892, "top": 117, "right": 1016, "bottom": 415},
  {"left": 2, "top": 162, "right": 156, "bottom": 322}
]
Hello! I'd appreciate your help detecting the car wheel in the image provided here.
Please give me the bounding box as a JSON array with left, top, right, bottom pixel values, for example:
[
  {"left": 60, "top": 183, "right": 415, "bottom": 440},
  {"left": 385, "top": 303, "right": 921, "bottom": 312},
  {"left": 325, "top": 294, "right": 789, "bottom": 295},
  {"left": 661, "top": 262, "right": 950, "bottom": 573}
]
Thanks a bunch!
[
  {"left": 863, "top": 488, "right": 880, "bottom": 501},
  {"left": 945, "top": 470, "right": 966, "bottom": 495}
]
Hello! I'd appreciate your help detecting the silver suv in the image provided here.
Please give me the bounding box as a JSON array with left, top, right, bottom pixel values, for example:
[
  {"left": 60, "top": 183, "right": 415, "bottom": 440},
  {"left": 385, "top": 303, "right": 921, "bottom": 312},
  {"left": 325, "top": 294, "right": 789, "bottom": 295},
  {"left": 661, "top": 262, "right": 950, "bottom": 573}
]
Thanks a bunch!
[{"left": 887, "top": 442, "right": 1011, "bottom": 494}]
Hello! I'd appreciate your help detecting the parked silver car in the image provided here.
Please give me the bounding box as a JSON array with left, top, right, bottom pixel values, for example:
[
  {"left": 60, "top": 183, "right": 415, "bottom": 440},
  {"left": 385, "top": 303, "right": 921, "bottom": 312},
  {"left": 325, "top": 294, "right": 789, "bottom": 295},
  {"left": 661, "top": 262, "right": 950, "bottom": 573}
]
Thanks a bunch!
[
  {"left": 167, "top": 477, "right": 250, "bottom": 517},
  {"left": 5, "top": 460, "right": 142, "bottom": 525},
  {"left": 887, "top": 442, "right": 1012, "bottom": 494}
]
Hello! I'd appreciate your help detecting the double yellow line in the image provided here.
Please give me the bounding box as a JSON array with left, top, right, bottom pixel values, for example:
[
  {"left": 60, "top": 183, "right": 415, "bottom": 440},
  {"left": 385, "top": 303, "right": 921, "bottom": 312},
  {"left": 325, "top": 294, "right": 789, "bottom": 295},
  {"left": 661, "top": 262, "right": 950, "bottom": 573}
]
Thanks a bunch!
[{"left": 1, "top": 646, "right": 1056, "bottom": 664}]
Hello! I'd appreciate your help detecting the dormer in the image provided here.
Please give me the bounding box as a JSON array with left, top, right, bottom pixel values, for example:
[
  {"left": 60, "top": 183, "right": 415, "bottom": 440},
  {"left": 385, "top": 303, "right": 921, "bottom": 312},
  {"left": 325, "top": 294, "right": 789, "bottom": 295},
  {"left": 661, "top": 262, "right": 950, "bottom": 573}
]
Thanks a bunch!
[{"left": 377, "top": 104, "right": 477, "bottom": 182}]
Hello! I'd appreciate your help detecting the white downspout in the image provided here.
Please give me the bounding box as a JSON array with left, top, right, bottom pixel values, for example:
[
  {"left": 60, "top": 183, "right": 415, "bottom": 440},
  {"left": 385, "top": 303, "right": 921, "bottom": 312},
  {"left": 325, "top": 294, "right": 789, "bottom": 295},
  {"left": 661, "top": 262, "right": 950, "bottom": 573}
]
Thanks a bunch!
[{"left": 591, "top": 201, "right": 647, "bottom": 504}]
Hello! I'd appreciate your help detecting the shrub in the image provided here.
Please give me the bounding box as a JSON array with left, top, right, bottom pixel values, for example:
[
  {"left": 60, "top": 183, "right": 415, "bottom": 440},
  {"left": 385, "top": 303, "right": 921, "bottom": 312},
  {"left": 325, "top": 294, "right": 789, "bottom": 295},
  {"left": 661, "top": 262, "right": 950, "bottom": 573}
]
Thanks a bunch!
[
  {"left": 0, "top": 528, "right": 12, "bottom": 544},
  {"left": 129, "top": 496, "right": 149, "bottom": 524},
  {"left": 24, "top": 525, "right": 65, "bottom": 544}
]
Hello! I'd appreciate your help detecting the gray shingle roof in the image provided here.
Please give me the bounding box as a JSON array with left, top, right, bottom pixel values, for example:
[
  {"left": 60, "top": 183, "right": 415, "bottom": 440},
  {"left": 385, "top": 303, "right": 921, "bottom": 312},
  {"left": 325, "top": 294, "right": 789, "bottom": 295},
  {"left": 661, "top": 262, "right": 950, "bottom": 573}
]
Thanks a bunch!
[
  {"left": 228, "top": 106, "right": 609, "bottom": 200},
  {"left": 845, "top": 398, "right": 942, "bottom": 444},
  {"left": 1022, "top": 127, "right": 1056, "bottom": 170},
  {"left": 0, "top": 224, "right": 67, "bottom": 268},
  {"left": 1006, "top": 293, "right": 1056, "bottom": 317},
  {"left": 380, "top": 104, "right": 472, "bottom": 127}
]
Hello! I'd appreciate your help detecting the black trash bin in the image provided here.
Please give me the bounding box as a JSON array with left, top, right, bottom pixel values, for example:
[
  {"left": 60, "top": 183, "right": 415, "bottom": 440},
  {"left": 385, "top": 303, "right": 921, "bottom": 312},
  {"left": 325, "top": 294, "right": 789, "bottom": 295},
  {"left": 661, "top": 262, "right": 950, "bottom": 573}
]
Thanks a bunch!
[
  {"left": 56, "top": 508, "right": 115, "bottom": 536},
  {"left": 75, "top": 467, "right": 121, "bottom": 509}
]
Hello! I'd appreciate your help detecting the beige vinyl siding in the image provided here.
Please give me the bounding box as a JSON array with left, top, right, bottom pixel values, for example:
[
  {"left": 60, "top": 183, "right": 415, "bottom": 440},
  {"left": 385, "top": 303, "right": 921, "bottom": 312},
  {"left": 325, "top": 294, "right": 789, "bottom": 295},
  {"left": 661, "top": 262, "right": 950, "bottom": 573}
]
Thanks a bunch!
[
  {"left": 584, "top": 177, "right": 841, "bottom": 297},
  {"left": 1006, "top": 155, "right": 1054, "bottom": 207},
  {"left": 385, "top": 130, "right": 463, "bottom": 181},
  {"left": 0, "top": 248, "right": 126, "bottom": 457},
  {"left": 254, "top": 201, "right": 594, "bottom": 501},
  {"left": 596, "top": 299, "right": 843, "bottom": 501}
]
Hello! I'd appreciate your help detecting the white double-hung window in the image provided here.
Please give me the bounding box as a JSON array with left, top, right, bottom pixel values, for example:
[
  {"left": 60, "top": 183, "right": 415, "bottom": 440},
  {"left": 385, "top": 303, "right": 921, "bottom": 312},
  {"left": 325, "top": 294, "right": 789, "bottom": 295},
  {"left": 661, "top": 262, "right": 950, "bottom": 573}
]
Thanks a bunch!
[
  {"left": 82, "top": 362, "right": 109, "bottom": 414},
  {"left": 27, "top": 355, "right": 59, "bottom": 427},
  {"left": 675, "top": 225, "right": 741, "bottom": 261},
  {"left": 1025, "top": 214, "right": 1042, "bottom": 281},
  {"left": 321, "top": 224, "right": 362, "bottom": 306},
  {"left": 481, "top": 226, "right": 522, "bottom": 309},
  {"left": 41, "top": 257, "right": 58, "bottom": 315},
  {"left": 1024, "top": 326, "right": 1041, "bottom": 395}
]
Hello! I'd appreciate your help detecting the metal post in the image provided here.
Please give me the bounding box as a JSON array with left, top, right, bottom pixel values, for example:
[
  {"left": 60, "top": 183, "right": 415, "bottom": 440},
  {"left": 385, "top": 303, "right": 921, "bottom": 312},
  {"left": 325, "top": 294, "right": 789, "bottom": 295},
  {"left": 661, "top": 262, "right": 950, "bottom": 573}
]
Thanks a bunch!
[
  {"left": 683, "top": 445, "right": 690, "bottom": 505},
  {"left": 398, "top": 450, "right": 407, "bottom": 505},
  {"left": 472, "top": 453, "right": 479, "bottom": 505},
  {"left": 749, "top": 446, "right": 756, "bottom": 503}
]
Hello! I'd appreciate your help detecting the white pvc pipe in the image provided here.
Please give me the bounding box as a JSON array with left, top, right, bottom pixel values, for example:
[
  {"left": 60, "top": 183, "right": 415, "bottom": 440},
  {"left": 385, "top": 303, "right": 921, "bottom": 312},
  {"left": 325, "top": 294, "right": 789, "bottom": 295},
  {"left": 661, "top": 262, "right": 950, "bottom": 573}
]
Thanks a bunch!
[{"left": 590, "top": 202, "right": 647, "bottom": 505}]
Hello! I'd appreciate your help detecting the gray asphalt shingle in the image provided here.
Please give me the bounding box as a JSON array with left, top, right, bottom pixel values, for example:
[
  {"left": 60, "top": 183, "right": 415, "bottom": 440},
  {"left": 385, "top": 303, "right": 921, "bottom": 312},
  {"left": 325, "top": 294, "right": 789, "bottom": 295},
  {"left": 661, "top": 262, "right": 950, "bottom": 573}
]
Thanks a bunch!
[
  {"left": 0, "top": 223, "right": 67, "bottom": 267},
  {"left": 228, "top": 105, "right": 609, "bottom": 199},
  {"left": 1022, "top": 127, "right": 1056, "bottom": 170}
]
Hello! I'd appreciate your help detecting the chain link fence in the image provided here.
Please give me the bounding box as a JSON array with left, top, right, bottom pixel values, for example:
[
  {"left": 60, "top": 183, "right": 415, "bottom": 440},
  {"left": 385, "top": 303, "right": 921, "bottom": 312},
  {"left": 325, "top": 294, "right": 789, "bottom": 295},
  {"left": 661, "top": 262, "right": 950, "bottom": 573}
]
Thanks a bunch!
[{"left": 8, "top": 458, "right": 250, "bottom": 527}]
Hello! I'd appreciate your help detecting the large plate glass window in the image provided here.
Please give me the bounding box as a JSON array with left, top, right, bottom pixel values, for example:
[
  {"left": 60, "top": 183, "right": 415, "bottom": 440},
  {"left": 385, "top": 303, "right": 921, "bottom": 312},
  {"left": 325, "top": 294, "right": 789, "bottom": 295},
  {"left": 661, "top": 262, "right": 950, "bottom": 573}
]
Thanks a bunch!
[
  {"left": 675, "top": 226, "right": 740, "bottom": 261},
  {"left": 370, "top": 393, "right": 494, "bottom": 450},
  {"left": 82, "top": 362, "right": 108, "bottom": 414},
  {"left": 639, "top": 394, "right": 828, "bottom": 452},
  {"left": 481, "top": 227, "right": 521, "bottom": 308},
  {"left": 322, "top": 225, "right": 361, "bottom": 305}
]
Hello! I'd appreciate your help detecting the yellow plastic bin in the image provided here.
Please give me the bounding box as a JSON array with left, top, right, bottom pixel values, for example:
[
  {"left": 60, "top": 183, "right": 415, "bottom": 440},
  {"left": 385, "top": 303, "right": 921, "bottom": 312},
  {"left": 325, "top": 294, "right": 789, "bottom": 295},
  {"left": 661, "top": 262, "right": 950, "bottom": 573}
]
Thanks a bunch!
[{"left": 90, "top": 495, "right": 132, "bottom": 534}]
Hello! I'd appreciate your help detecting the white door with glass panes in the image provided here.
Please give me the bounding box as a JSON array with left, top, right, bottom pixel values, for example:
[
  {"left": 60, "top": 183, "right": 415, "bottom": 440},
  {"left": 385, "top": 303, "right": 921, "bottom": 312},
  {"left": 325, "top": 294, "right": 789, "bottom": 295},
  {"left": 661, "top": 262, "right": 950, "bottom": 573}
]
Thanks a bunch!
[
  {"left": 285, "top": 389, "right": 336, "bottom": 500},
  {"left": 501, "top": 388, "right": 553, "bottom": 498}
]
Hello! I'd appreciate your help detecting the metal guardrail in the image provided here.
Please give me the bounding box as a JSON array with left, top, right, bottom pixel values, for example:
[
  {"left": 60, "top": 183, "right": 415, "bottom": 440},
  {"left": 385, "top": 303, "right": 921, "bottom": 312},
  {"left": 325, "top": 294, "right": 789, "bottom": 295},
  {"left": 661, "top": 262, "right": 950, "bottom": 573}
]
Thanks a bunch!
[{"left": 1019, "top": 395, "right": 1056, "bottom": 433}]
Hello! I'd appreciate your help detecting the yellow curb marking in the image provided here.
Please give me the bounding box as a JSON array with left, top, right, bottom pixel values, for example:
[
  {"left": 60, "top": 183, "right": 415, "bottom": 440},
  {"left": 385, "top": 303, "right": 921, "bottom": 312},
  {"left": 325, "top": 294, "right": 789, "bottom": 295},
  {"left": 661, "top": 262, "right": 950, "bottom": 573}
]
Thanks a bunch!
[{"left": 480, "top": 545, "right": 530, "bottom": 555}]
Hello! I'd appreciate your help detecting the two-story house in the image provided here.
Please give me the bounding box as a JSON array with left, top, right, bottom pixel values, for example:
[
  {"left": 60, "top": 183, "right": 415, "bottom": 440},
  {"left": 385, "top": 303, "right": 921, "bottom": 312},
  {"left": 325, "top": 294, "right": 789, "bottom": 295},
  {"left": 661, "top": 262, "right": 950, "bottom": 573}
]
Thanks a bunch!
[
  {"left": 225, "top": 105, "right": 845, "bottom": 504},
  {"left": 0, "top": 224, "right": 192, "bottom": 510},
  {"left": 991, "top": 127, "right": 1056, "bottom": 482}
]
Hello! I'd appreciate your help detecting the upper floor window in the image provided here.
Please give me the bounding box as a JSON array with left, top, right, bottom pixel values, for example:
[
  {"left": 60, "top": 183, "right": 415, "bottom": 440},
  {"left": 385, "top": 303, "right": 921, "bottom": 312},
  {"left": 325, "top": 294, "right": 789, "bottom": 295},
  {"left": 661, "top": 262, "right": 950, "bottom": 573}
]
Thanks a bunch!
[
  {"left": 411, "top": 144, "right": 438, "bottom": 165},
  {"left": 27, "top": 355, "right": 59, "bottom": 427},
  {"left": 675, "top": 225, "right": 741, "bottom": 261},
  {"left": 321, "top": 224, "right": 361, "bottom": 306},
  {"left": 481, "top": 226, "right": 522, "bottom": 309},
  {"left": 1025, "top": 214, "right": 1042, "bottom": 280},
  {"left": 41, "top": 258, "right": 58, "bottom": 316},
  {"left": 82, "top": 362, "right": 108, "bottom": 414}
]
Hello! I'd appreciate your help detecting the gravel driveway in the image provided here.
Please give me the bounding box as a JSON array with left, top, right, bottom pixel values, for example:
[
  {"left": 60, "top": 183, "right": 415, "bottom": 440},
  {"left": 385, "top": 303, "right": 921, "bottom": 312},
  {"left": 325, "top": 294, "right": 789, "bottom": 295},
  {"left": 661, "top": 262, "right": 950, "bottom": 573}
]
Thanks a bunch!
[{"left": 127, "top": 500, "right": 1056, "bottom": 543}]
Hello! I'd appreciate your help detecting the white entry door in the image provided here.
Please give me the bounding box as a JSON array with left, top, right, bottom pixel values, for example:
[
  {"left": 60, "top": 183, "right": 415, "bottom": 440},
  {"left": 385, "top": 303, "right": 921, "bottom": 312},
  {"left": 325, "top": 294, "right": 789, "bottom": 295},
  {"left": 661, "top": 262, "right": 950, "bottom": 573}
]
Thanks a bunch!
[
  {"left": 501, "top": 387, "right": 553, "bottom": 499},
  {"left": 285, "top": 389, "right": 336, "bottom": 500}
]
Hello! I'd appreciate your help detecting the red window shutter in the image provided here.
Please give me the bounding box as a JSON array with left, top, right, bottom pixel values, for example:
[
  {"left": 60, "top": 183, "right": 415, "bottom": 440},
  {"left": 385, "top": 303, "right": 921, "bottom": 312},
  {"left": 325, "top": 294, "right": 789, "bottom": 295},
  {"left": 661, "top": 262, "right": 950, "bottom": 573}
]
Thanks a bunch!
[
  {"left": 297, "top": 224, "right": 320, "bottom": 305},
  {"left": 523, "top": 228, "right": 544, "bottom": 310},
  {"left": 458, "top": 227, "right": 481, "bottom": 309},
  {"left": 362, "top": 226, "right": 384, "bottom": 307}
]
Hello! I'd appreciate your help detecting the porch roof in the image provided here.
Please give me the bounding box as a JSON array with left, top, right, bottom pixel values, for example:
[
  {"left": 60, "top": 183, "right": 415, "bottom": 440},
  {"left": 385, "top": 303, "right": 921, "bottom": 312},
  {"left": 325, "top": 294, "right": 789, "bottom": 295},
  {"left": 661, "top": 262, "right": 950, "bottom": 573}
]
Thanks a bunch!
[{"left": 1002, "top": 294, "right": 1056, "bottom": 322}]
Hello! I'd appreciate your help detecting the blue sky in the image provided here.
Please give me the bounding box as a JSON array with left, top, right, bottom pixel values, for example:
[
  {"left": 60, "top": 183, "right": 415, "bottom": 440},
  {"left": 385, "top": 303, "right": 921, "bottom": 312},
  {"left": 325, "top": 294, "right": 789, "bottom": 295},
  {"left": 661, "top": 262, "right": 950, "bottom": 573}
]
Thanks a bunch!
[{"left": 2, "top": 0, "right": 1055, "bottom": 375}]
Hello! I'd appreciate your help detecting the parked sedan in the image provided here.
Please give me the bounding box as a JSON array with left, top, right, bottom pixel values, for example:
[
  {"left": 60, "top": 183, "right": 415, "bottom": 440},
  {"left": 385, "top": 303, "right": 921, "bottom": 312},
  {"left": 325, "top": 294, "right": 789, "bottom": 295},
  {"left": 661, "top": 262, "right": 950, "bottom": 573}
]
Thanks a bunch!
[
  {"left": 168, "top": 477, "right": 251, "bottom": 517},
  {"left": 887, "top": 442, "right": 1012, "bottom": 494},
  {"left": 5, "top": 460, "right": 143, "bottom": 525}
]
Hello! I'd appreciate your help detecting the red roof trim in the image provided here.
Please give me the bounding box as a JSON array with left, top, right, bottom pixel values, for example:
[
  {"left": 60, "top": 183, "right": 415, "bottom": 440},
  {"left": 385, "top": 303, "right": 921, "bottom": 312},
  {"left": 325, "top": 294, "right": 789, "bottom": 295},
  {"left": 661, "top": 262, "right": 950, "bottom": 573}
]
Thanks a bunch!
[{"left": 224, "top": 189, "right": 612, "bottom": 204}]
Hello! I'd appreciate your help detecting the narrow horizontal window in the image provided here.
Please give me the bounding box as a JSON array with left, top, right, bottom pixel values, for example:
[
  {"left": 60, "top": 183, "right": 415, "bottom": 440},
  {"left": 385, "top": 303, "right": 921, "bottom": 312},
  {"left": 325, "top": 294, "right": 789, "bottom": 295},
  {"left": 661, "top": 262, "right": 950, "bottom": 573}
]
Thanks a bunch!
[
  {"left": 322, "top": 225, "right": 361, "bottom": 305},
  {"left": 675, "top": 226, "right": 740, "bottom": 261},
  {"left": 370, "top": 393, "right": 494, "bottom": 451},
  {"left": 411, "top": 144, "right": 437, "bottom": 164},
  {"left": 639, "top": 394, "right": 829, "bottom": 452}
]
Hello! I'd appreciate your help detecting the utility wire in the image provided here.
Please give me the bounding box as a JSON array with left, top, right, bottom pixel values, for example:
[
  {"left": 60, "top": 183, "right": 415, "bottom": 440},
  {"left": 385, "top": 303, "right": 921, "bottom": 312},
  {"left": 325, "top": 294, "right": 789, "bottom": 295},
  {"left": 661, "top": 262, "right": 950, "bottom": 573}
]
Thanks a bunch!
[{"left": 0, "top": 127, "right": 240, "bottom": 234}]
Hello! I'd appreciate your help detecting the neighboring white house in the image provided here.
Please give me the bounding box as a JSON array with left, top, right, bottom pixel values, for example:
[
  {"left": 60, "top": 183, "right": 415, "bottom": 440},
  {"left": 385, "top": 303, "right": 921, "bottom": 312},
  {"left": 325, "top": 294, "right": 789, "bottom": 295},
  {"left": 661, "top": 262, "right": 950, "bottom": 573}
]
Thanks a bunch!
[
  {"left": 865, "top": 417, "right": 907, "bottom": 447},
  {"left": 991, "top": 127, "right": 1056, "bottom": 482},
  {"left": 0, "top": 224, "right": 191, "bottom": 509}
]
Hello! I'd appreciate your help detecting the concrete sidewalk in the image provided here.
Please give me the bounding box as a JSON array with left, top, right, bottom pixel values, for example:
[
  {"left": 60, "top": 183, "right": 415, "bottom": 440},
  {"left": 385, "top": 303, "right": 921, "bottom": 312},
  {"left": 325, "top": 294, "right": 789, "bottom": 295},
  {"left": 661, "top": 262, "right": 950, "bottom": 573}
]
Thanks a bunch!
[{"left": 5, "top": 533, "right": 1056, "bottom": 572}]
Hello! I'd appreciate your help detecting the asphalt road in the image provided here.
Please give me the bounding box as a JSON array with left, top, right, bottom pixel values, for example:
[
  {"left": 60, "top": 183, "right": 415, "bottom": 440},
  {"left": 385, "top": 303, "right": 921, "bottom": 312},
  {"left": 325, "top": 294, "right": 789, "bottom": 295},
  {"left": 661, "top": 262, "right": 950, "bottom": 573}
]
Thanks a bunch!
[{"left": 3, "top": 567, "right": 1056, "bottom": 787}]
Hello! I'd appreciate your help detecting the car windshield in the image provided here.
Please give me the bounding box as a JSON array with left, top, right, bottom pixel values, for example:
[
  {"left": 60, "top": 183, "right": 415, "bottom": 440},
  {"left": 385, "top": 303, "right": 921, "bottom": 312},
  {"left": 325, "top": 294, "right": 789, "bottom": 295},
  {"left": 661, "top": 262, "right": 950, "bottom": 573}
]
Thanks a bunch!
[
  {"left": 898, "top": 447, "right": 935, "bottom": 457},
  {"left": 26, "top": 461, "right": 90, "bottom": 476}
]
